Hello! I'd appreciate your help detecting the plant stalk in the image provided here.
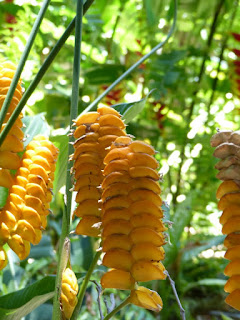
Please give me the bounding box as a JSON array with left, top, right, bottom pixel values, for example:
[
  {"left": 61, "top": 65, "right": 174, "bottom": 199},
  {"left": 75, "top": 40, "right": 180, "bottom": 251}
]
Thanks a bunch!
[
  {"left": 103, "top": 298, "right": 130, "bottom": 320},
  {"left": 0, "top": 0, "right": 95, "bottom": 147},
  {"left": 52, "top": 0, "right": 84, "bottom": 319},
  {"left": 71, "top": 251, "right": 101, "bottom": 320},
  {"left": 0, "top": 0, "right": 51, "bottom": 142},
  {"left": 80, "top": 0, "right": 177, "bottom": 115}
]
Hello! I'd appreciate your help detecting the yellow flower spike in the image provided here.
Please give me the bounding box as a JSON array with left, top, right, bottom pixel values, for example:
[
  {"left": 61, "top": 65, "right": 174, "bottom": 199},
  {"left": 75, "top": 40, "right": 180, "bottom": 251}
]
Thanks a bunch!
[
  {"left": 102, "top": 195, "right": 131, "bottom": 211},
  {"left": 0, "top": 135, "right": 23, "bottom": 153},
  {"left": 216, "top": 180, "right": 240, "bottom": 199},
  {"left": 222, "top": 217, "right": 240, "bottom": 234},
  {"left": 11, "top": 185, "right": 26, "bottom": 199},
  {"left": 60, "top": 267, "right": 78, "bottom": 319},
  {"left": 102, "top": 220, "right": 132, "bottom": 239},
  {"left": 129, "top": 141, "right": 156, "bottom": 155},
  {"left": 101, "top": 269, "right": 135, "bottom": 290},
  {"left": 129, "top": 227, "right": 166, "bottom": 246},
  {"left": 75, "top": 216, "right": 101, "bottom": 237},
  {"left": 0, "top": 247, "right": 8, "bottom": 271},
  {"left": 224, "top": 259, "right": 240, "bottom": 277},
  {"left": 74, "top": 163, "right": 102, "bottom": 179},
  {"left": 15, "top": 220, "right": 37, "bottom": 243},
  {"left": 101, "top": 172, "right": 130, "bottom": 189},
  {"left": 103, "top": 159, "right": 129, "bottom": 176},
  {"left": 8, "top": 234, "right": 30, "bottom": 260},
  {"left": 21, "top": 206, "right": 42, "bottom": 229},
  {"left": 74, "top": 132, "right": 99, "bottom": 147},
  {"left": 127, "top": 152, "right": 159, "bottom": 169},
  {"left": 0, "top": 151, "right": 21, "bottom": 170},
  {"left": 128, "top": 200, "right": 164, "bottom": 218},
  {"left": 25, "top": 183, "right": 46, "bottom": 203},
  {"left": 101, "top": 182, "right": 130, "bottom": 201},
  {"left": 129, "top": 189, "right": 162, "bottom": 207},
  {"left": 130, "top": 213, "right": 167, "bottom": 232},
  {"left": 129, "top": 178, "right": 161, "bottom": 194},
  {"left": 98, "top": 126, "right": 126, "bottom": 137},
  {"left": 25, "top": 195, "right": 48, "bottom": 216},
  {"left": 74, "top": 111, "right": 99, "bottom": 126},
  {"left": 131, "top": 260, "right": 166, "bottom": 282},
  {"left": 224, "top": 275, "right": 240, "bottom": 293},
  {"left": 31, "top": 155, "right": 51, "bottom": 171},
  {"left": 225, "top": 245, "right": 240, "bottom": 260},
  {"left": 75, "top": 186, "right": 101, "bottom": 203},
  {"left": 27, "top": 174, "right": 48, "bottom": 191},
  {"left": 28, "top": 164, "right": 49, "bottom": 182},
  {"left": 129, "top": 166, "right": 160, "bottom": 180},
  {"left": 74, "top": 174, "right": 102, "bottom": 191},
  {"left": 218, "top": 192, "right": 240, "bottom": 211},
  {"left": 129, "top": 287, "right": 163, "bottom": 312},
  {"left": 102, "top": 234, "right": 133, "bottom": 252},
  {"left": 224, "top": 233, "right": 240, "bottom": 249},
  {"left": 0, "top": 168, "right": 14, "bottom": 188},
  {"left": 220, "top": 205, "right": 240, "bottom": 225},
  {"left": 73, "top": 124, "right": 87, "bottom": 139},
  {"left": 97, "top": 106, "right": 121, "bottom": 117},
  {"left": 225, "top": 289, "right": 240, "bottom": 311},
  {"left": 102, "top": 248, "right": 134, "bottom": 271},
  {"left": 98, "top": 114, "right": 125, "bottom": 129},
  {"left": 102, "top": 208, "right": 130, "bottom": 227},
  {"left": 73, "top": 153, "right": 102, "bottom": 168},
  {"left": 0, "top": 210, "right": 17, "bottom": 229},
  {"left": 73, "top": 199, "right": 100, "bottom": 218},
  {"left": 1, "top": 123, "right": 24, "bottom": 140},
  {"left": 0, "top": 223, "right": 10, "bottom": 241},
  {"left": 15, "top": 176, "right": 28, "bottom": 188},
  {"left": 131, "top": 243, "right": 165, "bottom": 261},
  {"left": 103, "top": 147, "right": 131, "bottom": 164}
]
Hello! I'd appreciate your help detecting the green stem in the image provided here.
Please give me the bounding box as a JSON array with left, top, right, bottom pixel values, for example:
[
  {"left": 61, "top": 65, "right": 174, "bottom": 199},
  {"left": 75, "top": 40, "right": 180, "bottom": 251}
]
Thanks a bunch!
[
  {"left": 51, "top": 0, "right": 84, "bottom": 319},
  {"left": 81, "top": 0, "right": 177, "bottom": 115},
  {"left": 71, "top": 251, "right": 101, "bottom": 320},
  {"left": 0, "top": 0, "right": 51, "bottom": 142},
  {"left": 103, "top": 298, "right": 130, "bottom": 320},
  {"left": 0, "top": 0, "right": 95, "bottom": 147}
]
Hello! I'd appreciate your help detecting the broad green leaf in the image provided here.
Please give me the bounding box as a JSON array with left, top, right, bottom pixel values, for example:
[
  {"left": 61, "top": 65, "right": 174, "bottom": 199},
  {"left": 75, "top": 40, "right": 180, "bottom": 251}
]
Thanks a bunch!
[
  {"left": 183, "top": 278, "right": 226, "bottom": 293},
  {"left": 113, "top": 90, "right": 155, "bottom": 124},
  {"left": 22, "top": 114, "right": 50, "bottom": 147},
  {"left": 221, "top": 314, "right": 234, "bottom": 320},
  {"left": 0, "top": 276, "right": 55, "bottom": 320}
]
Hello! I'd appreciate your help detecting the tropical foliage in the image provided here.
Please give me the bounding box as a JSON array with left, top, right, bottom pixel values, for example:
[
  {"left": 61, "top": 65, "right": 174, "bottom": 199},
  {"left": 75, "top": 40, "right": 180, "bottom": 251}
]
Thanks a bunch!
[{"left": 0, "top": 0, "right": 240, "bottom": 319}]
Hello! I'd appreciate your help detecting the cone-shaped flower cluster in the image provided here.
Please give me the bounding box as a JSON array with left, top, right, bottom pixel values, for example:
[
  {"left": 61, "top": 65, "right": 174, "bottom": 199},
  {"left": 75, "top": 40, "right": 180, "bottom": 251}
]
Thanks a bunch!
[
  {"left": 0, "top": 135, "right": 58, "bottom": 269},
  {"left": 61, "top": 267, "right": 78, "bottom": 319},
  {"left": 0, "top": 61, "right": 24, "bottom": 189},
  {"left": 211, "top": 130, "right": 240, "bottom": 311},
  {"left": 71, "top": 106, "right": 126, "bottom": 237},
  {"left": 100, "top": 136, "right": 166, "bottom": 311}
]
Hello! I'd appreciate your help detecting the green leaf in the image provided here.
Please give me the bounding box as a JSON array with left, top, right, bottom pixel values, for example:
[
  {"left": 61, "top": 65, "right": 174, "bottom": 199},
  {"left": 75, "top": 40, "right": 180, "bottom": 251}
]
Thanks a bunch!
[
  {"left": 113, "top": 90, "right": 155, "bottom": 124},
  {"left": 0, "top": 186, "right": 8, "bottom": 208},
  {"left": 0, "top": 276, "right": 55, "bottom": 320},
  {"left": 183, "top": 278, "right": 226, "bottom": 293},
  {"left": 221, "top": 314, "right": 234, "bottom": 320},
  {"left": 22, "top": 114, "right": 50, "bottom": 147}
]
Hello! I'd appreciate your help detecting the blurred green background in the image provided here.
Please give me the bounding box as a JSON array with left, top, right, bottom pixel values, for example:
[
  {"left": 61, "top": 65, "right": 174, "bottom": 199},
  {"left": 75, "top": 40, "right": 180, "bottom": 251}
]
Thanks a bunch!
[{"left": 0, "top": 0, "right": 240, "bottom": 319}]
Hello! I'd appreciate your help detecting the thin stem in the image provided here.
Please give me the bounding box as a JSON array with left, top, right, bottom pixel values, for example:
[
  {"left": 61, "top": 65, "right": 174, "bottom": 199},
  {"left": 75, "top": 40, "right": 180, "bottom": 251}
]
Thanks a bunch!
[
  {"left": 166, "top": 271, "right": 186, "bottom": 320},
  {"left": 0, "top": 0, "right": 51, "bottom": 141},
  {"left": 71, "top": 251, "right": 101, "bottom": 320},
  {"left": 51, "top": 238, "right": 71, "bottom": 320},
  {"left": 81, "top": 0, "right": 177, "bottom": 115},
  {"left": 91, "top": 280, "right": 104, "bottom": 320},
  {"left": 103, "top": 297, "right": 130, "bottom": 320},
  {"left": 0, "top": 0, "right": 95, "bottom": 147},
  {"left": 52, "top": 1, "right": 84, "bottom": 319}
]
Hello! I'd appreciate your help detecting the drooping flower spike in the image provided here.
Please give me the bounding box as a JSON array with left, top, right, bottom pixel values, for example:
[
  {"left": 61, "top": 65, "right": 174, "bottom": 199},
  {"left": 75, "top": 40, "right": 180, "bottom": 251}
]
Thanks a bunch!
[{"left": 211, "top": 130, "right": 240, "bottom": 311}]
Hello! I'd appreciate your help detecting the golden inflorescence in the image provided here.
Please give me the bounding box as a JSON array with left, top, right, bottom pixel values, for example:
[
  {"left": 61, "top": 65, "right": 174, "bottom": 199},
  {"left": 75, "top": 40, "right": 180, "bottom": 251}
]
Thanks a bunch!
[
  {"left": 61, "top": 267, "right": 79, "bottom": 319},
  {"left": 72, "top": 106, "right": 167, "bottom": 312},
  {"left": 211, "top": 130, "right": 240, "bottom": 311},
  {"left": 0, "top": 61, "right": 59, "bottom": 269}
]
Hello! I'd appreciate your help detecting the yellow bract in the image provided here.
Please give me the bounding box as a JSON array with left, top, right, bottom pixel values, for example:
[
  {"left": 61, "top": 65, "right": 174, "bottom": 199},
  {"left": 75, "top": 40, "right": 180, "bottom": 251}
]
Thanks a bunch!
[{"left": 61, "top": 267, "right": 78, "bottom": 319}]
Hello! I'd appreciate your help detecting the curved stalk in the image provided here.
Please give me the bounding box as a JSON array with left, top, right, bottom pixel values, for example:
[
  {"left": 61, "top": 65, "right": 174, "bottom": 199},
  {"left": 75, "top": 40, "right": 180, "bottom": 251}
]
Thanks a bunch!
[
  {"left": 71, "top": 251, "right": 101, "bottom": 320},
  {"left": 51, "top": 0, "right": 84, "bottom": 319},
  {"left": 103, "top": 298, "right": 130, "bottom": 320},
  {"left": 0, "top": 0, "right": 51, "bottom": 140},
  {"left": 81, "top": 0, "right": 177, "bottom": 115},
  {"left": 0, "top": 0, "right": 94, "bottom": 147}
]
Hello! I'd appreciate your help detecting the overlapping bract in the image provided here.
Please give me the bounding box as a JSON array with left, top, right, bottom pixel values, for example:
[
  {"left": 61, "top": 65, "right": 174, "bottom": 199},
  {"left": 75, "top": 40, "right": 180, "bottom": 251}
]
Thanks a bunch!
[
  {"left": 71, "top": 106, "right": 126, "bottom": 237},
  {"left": 0, "top": 61, "right": 24, "bottom": 188},
  {"left": 211, "top": 130, "right": 240, "bottom": 311},
  {"left": 61, "top": 267, "right": 78, "bottom": 319},
  {"left": 0, "top": 135, "right": 58, "bottom": 268},
  {"left": 100, "top": 136, "right": 166, "bottom": 309}
]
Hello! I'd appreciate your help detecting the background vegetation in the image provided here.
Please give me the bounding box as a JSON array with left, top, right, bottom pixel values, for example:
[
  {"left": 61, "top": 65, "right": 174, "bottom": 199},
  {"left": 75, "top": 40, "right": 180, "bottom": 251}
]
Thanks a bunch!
[{"left": 0, "top": 0, "right": 240, "bottom": 319}]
